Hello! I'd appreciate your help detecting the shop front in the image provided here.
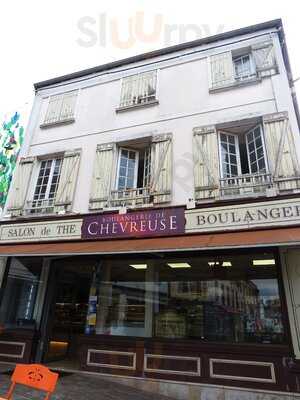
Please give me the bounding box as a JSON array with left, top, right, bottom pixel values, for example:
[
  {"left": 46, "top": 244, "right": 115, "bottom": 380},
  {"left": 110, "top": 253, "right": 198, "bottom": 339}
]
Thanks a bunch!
[{"left": 1, "top": 201, "right": 300, "bottom": 395}]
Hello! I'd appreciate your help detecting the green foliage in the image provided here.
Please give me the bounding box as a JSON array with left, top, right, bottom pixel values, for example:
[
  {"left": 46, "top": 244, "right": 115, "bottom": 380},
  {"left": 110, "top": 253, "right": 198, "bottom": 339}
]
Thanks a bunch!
[{"left": 0, "top": 112, "right": 25, "bottom": 208}]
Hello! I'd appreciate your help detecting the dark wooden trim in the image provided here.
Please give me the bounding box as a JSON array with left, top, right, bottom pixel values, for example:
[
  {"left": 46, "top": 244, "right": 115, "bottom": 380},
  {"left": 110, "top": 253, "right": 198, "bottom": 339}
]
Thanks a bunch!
[
  {"left": 0, "top": 329, "right": 37, "bottom": 363},
  {"left": 77, "top": 334, "right": 297, "bottom": 391}
]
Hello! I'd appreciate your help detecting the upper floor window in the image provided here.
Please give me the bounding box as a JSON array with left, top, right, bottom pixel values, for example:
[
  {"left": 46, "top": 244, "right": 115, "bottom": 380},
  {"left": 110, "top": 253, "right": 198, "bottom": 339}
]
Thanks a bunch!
[
  {"left": 119, "top": 71, "right": 157, "bottom": 109},
  {"left": 30, "top": 158, "right": 62, "bottom": 213},
  {"left": 193, "top": 112, "right": 300, "bottom": 202},
  {"left": 41, "top": 90, "right": 78, "bottom": 127},
  {"left": 89, "top": 134, "right": 172, "bottom": 210},
  {"left": 233, "top": 54, "right": 256, "bottom": 82},
  {"left": 116, "top": 147, "right": 151, "bottom": 192},
  {"left": 218, "top": 124, "right": 270, "bottom": 197},
  {"left": 209, "top": 41, "right": 277, "bottom": 91},
  {"left": 219, "top": 125, "right": 267, "bottom": 179},
  {"left": 6, "top": 150, "right": 81, "bottom": 217}
]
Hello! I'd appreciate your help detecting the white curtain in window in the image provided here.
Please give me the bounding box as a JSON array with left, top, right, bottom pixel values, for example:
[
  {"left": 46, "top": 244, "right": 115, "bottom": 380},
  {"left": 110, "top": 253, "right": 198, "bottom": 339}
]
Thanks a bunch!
[
  {"left": 54, "top": 149, "right": 81, "bottom": 212},
  {"left": 7, "top": 157, "right": 35, "bottom": 216},
  {"left": 150, "top": 134, "right": 172, "bottom": 204},
  {"left": 89, "top": 143, "right": 116, "bottom": 210},
  {"left": 193, "top": 126, "right": 220, "bottom": 200}
]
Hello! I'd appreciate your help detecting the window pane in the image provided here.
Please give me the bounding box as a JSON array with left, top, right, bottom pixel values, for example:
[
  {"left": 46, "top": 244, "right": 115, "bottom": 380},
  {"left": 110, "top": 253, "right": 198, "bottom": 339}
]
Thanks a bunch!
[
  {"left": 250, "top": 152, "right": 256, "bottom": 163},
  {"left": 0, "top": 258, "right": 44, "bottom": 329},
  {"left": 220, "top": 133, "right": 227, "bottom": 142},
  {"left": 255, "top": 137, "right": 262, "bottom": 148},
  {"left": 230, "top": 155, "right": 237, "bottom": 164},
  {"left": 228, "top": 135, "right": 235, "bottom": 144},
  {"left": 257, "top": 147, "right": 264, "bottom": 159},
  {"left": 258, "top": 158, "right": 266, "bottom": 170},
  {"left": 118, "top": 177, "right": 126, "bottom": 188},
  {"left": 231, "top": 165, "right": 238, "bottom": 176},
  {"left": 248, "top": 142, "right": 255, "bottom": 153},
  {"left": 234, "top": 54, "right": 252, "bottom": 80},
  {"left": 117, "top": 149, "right": 137, "bottom": 190},
  {"left": 246, "top": 126, "right": 266, "bottom": 174},
  {"left": 220, "top": 133, "right": 239, "bottom": 179},
  {"left": 251, "top": 163, "right": 258, "bottom": 173},
  {"left": 229, "top": 144, "right": 236, "bottom": 154},
  {"left": 85, "top": 251, "right": 285, "bottom": 344}
]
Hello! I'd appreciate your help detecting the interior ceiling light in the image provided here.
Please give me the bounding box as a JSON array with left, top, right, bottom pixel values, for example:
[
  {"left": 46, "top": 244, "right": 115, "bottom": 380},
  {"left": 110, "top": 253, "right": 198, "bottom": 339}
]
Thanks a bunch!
[
  {"left": 208, "top": 261, "right": 220, "bottom": 266},
  {"left": 252, "top": 259, "right": 275, "bottom": 266},
  {"left": 167, "top": 263, "right": 191, "bottom": 269},
  {"left": 222, "top": 261, "right": 232, "bottom": 267},
  {"left": 130, "top": 264, "right": 148, "bottom": 269}
]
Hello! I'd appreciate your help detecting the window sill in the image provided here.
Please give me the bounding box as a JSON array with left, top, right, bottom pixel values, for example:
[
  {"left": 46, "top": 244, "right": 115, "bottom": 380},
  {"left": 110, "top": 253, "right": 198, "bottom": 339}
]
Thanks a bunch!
[
  {"left": 209, "top": 77, "right": 261, "bottom": 94},
  {"left": 40, "top": 117, "right": 75, "bottom": 129},
  {"left": 116, "top": 100, "right": 159, "bottom": 113}
]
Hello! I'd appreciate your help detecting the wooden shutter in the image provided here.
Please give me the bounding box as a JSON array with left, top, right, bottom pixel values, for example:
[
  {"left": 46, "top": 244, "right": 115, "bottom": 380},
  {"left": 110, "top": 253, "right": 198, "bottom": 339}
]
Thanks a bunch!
[
  {"left": 44, "top": 95, "right": 63, "bottom": 125},
  {"left": 263, "top": 112, "right": 300, "bottom": 191},
  {"left": 54, "top": 149, "right": 81, "bottom": 212},
  {"left": 209, "top": 52, "right": 235, "bottom": 89},
  {"left": 60, "top": 91, "right": 78, "bottom": 120},
  {"left": 89, "top": 143, "right": 116, "bottom": 210},
  {"left": 7, "top": 157, "right": 34, "bottom": 216},
  {"left": 150, "top": 134, "right": 172, "bottom": 204},
  {"left": 193, "top": 126, "right": 220, "bottom": 200},
  {"left": 252, "top": 41, "right": 277, "bottom": 77}
]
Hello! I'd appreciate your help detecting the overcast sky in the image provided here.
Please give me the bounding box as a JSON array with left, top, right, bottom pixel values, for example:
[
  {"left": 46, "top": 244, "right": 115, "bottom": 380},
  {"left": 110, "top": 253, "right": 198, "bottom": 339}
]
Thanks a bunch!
[{"left": 1, "top": 0, "right": 300, "bottom": 119}]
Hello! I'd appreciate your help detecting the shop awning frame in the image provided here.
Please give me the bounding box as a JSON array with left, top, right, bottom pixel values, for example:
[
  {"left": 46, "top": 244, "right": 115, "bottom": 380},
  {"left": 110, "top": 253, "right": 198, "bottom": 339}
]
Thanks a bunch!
[{"left": 0, "top": 226, "right": 300, "bottom": 256}]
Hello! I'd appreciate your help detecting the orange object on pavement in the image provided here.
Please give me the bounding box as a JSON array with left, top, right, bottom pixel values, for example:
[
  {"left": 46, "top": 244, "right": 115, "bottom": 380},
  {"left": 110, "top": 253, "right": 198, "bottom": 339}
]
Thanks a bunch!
[{"left": 3, "top": 364, "right": 59, "bottom": 400}]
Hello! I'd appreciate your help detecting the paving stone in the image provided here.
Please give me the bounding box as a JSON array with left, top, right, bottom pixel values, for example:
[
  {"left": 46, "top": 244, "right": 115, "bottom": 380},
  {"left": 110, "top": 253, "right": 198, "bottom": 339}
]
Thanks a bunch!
[{"left": 0, "top": 372, "right": 174, "bottom": 400}]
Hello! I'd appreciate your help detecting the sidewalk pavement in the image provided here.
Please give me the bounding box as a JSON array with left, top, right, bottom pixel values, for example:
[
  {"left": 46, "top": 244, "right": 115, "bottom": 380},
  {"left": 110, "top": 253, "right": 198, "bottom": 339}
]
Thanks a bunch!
[{"left": 0, "top": 369, "right": 174, "bottom": 400}]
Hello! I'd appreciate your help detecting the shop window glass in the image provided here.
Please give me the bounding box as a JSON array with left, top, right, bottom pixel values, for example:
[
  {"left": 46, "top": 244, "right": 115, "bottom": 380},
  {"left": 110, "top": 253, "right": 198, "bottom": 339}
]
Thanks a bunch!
[
  {"left": 86, "top": 251, "right": 285, "bottom": 344},
  {"left": 0, "top": 257, "right": 44, "bottom": 329}
]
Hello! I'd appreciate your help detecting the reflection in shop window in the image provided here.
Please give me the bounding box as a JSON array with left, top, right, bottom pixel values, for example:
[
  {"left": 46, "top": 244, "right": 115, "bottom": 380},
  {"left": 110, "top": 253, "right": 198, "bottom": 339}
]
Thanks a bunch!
[
  {"left": 85, "top": 252, "right": 285, "bottom": 344},
  {"left": 0, "top": 258, "right": 44, "bottom": 329}
]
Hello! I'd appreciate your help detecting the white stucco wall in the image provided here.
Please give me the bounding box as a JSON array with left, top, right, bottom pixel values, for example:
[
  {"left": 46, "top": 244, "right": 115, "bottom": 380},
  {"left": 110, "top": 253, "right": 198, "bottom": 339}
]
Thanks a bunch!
[{"left": 4, "top": 26, "right": 300, "bottom": 216}]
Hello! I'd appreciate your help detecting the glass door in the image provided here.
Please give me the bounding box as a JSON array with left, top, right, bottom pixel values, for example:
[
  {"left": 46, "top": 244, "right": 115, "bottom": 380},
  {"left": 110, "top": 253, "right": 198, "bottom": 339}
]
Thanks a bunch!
[{"left": 42, "top": 260, "right": 93, "bottom": 370}]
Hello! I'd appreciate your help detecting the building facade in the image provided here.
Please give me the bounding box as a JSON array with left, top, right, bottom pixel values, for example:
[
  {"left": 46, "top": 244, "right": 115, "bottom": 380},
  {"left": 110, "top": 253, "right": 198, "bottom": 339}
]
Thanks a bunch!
[{"left": 1, "top": 18, "right": 300, "bottom": 399}]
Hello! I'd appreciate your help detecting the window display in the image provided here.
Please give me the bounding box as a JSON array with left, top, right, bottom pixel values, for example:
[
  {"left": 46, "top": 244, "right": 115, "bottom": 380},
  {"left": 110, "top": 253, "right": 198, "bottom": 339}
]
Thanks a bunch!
[{"left": 86, "top": 251, "right": 285, "bottom": 344}]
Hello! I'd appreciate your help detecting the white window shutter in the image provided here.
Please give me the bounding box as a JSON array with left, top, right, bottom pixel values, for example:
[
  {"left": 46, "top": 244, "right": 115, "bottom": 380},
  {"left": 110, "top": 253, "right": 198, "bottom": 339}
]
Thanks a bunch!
[
  {"left": 44, "top": 95, "right": 63, "bottom": 125},
  {"left": 54, "top": 149, "right": 81, "bottom": 212},
  {"left": 263, "top": 112, "right": 300, "bottom": 191},
  {"left": 150, "top": 134, "right": 172, "bottom": 204},
  {"left": 120, "top": 78, "right": 131, "bottom": 107},
  {"left": 120, "top": 71, "right": 157, "bottom": 107},
  {"left": 193, "top": 126, "right": 220, "bottom": 200},
  {"left": 89, "top": 143, "right": 116, "bottom": 210},
  {"left": 60, "top": 91, "right": 78, "bottom": 121},
  {"left": 209, "top": 52, "right": 235, "bottom": 89},
  {"left": 252, "top": 41, "right": 277, "bottom": 77},
  {"left": 7, "top": 157, "right": 35, "bottom": 216}
]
